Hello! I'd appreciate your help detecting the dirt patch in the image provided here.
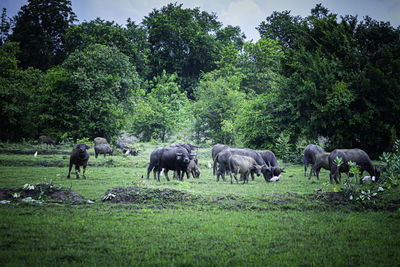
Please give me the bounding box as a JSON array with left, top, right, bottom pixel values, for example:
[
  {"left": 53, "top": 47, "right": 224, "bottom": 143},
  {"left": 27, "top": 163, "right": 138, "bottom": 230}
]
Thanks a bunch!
[
  {"left": 0, "top": 184, "right": 85, "bottom": 204},
  {"left": 103, "top": 186, "right": 196, "bottom": 205}
]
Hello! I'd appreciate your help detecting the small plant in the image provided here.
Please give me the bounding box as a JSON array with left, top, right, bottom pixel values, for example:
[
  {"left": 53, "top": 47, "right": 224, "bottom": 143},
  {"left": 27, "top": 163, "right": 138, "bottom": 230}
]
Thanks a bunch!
[{"left": 379, "top": 139, "right": 400, "bottom": 189}]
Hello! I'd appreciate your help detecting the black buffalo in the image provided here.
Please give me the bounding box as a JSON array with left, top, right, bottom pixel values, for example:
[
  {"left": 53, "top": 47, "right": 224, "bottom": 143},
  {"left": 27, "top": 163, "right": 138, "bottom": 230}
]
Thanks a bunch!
[
  {"left": 147, "top": 147, "right": 162, "bottom": 180},
  {"left": 328, "top": 149, "right": 380, "bottom": 184},
  {"left": 67, "top": 144, "right": 90, "bottom": 179},
  {"left": 214, "top": 148, "right": 273, "bottom": 182},
  {"left": 212, "top": 144, "right": 230, "bottom": 177},
  {"left": 304, "top": 144, "right": 324, "bottom": 178},
  {"left": 156, "top": 146, "right": 194, "bottom": 181},
  {"left": 257, "top": 150, "right": 286, "bottom": 176}
]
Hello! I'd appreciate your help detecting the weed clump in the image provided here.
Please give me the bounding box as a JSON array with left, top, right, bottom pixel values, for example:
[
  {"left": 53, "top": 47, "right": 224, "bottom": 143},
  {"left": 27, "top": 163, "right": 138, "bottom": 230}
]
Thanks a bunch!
[{"left": 0, "top": 183, "right": 85, "bottom": 204}]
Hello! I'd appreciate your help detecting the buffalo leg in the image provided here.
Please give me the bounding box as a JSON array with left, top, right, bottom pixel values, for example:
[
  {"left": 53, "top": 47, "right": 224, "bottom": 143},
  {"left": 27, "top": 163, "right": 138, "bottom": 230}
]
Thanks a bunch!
[
  {"left": 164, "top": 170, "right": 170, "bottom": 181},
  {"left": 75, "top": 166, "right": 80, "bottom": 179},
  {"left": 83, "top": 165, "right": 87, "bottom": 179},
  {"left": 146, "top": 164, "right": 153, "bottom": 179},
  {"left": 67, "top": 163, "right": 72, "bottom": 179}
]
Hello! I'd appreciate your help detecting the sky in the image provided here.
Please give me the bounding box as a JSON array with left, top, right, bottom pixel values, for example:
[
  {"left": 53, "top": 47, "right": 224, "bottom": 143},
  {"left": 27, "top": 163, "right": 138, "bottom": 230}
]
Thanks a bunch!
[{"left": 2, "top": 0, "right": 400, "bottom": 41}]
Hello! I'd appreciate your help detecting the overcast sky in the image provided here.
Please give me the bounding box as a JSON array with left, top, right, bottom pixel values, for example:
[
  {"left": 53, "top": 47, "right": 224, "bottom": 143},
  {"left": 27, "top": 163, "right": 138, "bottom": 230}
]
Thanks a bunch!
[{"left": 2, "top": 0, "right": 400, "bottom": 41}]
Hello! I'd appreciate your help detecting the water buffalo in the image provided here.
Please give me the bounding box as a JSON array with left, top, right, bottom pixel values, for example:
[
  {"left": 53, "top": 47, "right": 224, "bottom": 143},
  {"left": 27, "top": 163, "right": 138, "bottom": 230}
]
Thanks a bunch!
[
  {"left": 304, "top": 144, "right": 324, "bottom": 177},
  {"left": 94, "top": 137, "right": 109, "bottom": 145},
  {"left": 229, "top": 155, "right": 262, "bottom": 184},
  {"left": 212, "top": 144, "right": 230, "bottom": 177},
  {"left": 309, "top": 152, "right": 330, "bottom": 180},
  {"left": 95, "top": 144, "right": 114, "bottom": 158},
  {"left": 257, "top": 150, "right": 286, "bottom": 176},
  {"left": 214, "top": 148, "right": 272, "bottom": 182},
  {"left": 156, "top": 146, "right": 194, "bottom": 181},
  {"left": 117, "top": 140, "right": 138, "bottom": 156},
  {"left": 147, "top": 147, "right": 162, "bottom": 180},
  {"left": 328, "top": 149, "right": 380, "bottom": 184},
  {"left": 185, "top": 160, "right": 200, "bottom": 179},
  {"left": 39, "top": 136, "right": 56, "bottom": 146},
  {"left": 67, "top": 144, "right": 90, "bottom": 179}
]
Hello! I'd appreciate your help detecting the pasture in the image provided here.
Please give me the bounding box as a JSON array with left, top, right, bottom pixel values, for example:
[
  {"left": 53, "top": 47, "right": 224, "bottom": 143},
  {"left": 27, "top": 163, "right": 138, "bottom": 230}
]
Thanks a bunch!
[{"left": 0, "top": 143, "right": 399, "bottom": 266}]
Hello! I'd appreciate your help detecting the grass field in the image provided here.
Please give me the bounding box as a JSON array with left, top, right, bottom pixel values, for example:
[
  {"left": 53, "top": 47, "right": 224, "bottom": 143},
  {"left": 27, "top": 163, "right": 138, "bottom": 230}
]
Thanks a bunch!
[{"left": 0, "top": 143, "right": 399, "bottom": 266}]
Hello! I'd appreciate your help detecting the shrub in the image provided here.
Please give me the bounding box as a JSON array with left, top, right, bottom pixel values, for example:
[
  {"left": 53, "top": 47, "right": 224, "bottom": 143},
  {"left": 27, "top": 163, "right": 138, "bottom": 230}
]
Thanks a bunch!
[{"left": 379, "top": 139, "right": 400, "bottom": 189}]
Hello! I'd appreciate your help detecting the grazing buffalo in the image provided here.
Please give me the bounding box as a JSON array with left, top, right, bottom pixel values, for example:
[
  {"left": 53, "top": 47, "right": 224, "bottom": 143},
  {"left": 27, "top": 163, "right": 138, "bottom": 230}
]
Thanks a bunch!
[
  {"left": 328, "top": 149, "right": 380, "bottom": 184},
  {"left": 95, "top": 144, "right": 114, "bottom": 158},
  {"left": 229, "top": 155, "right": 262, "bottom": 184},
  {"left": 94, "top": 137, "right": 109, "bottom": 145},
  {"left": 212, "top": 144, "right": 230, "bottom": 177},
  {"left": 214, "top": 148, "right": 273, "bottom": 182},
  {"left": 67, "top": 144, "right": 90, "bottom": 179},
  {"left": 147, "top": 147, "right": 162, "bottom": 180},
  {"left": 304, "top": 144, "right": 324, "bottom": 177},
  {"left": 257, "top": 150, "right": 286, "bottom": 176},
  {"left": 117, "top": 140, "right": 138, "bottom": 156},
  {"left": 309, "top": 152, "right": 330, "bottom": 180},
  {"left": 156, "top": 146, "right": 194, "bottom": 181},
  {"left": 184, "top": 160, "right": 200, "bottom": 179},
  {"left": 39, "top": 136, "right": 56, "bottom": 146}
]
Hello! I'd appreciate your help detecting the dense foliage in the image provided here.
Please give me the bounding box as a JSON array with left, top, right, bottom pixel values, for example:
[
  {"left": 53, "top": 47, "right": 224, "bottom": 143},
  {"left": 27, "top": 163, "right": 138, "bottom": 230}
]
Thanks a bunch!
[{"left": 1, "top": 1, "right": 399, "bottom": 157}]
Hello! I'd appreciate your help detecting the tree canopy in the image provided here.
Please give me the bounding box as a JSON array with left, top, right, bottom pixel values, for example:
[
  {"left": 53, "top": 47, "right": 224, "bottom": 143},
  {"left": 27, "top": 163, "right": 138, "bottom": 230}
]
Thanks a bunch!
[{"left": 1, "top": 2, "right": 399, "bottom": 158}]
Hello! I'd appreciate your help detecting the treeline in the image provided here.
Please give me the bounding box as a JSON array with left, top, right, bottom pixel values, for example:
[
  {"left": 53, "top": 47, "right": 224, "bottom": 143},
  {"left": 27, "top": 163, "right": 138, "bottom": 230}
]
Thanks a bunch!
[{"left": 1, "top": 1, "right": 399, "bottom": 158}]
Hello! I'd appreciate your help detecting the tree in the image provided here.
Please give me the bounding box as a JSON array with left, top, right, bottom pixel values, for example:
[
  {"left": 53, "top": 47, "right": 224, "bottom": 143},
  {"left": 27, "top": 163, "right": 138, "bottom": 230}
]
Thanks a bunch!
[
  {"left": 0, "top": 42, "right": 42, "bottom": 141},
  {"left": 193, "top": 71, "right": 245, "bottom": 144},
  {"left": 142, "top": 3, "right": 222, "bottom": 96},
  {"left": 257, "top": 10, "right": 303, "bottom": 49},
  {"left": 9, "top": 0, "right": 76, "bottom": 70},
  {"left": 0, "top": 8, "right": 12, "bottom": 46},
  {"left": 43, "top": 44, "right": 141, "bottom": 141},
  {"left": 65, "top": 18, "right": 150, "bottom": 79},
  {"left": 129, "top": 71, "right": 188, "bottom": 142}
]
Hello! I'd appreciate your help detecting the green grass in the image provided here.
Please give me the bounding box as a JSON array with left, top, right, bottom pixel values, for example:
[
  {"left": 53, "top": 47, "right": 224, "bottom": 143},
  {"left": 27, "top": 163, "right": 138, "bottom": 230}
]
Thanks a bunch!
[{"left": 0, "top": 143, "right": 399, "bottom": 266}]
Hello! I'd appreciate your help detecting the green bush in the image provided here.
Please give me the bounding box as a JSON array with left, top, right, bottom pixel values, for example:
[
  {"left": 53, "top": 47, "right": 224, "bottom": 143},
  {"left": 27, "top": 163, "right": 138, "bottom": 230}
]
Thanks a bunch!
[{"left": 379, "top": 140, "right": 400, "bottom": 189}]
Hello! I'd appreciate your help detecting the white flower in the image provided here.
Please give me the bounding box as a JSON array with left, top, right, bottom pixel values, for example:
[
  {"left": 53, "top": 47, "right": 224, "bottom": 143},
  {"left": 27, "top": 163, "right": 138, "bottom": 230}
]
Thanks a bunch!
[
  {"left": 349, "top": 195, "right": 353, "bottom": 200},
  {"left": 378, "top": 187, "right": 384, "bottom": 192}
]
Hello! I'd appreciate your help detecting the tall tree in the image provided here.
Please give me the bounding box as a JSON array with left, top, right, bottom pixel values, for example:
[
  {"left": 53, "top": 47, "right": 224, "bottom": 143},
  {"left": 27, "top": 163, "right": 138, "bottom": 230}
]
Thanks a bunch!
[
  {"left": 38, "top": 44, "right": 141, "bottom": 141},
  {"left": 65, "top": 18, "right": 150, "bottom": 79},
  {"left": 0, "top": 42, "right": 42, "bottom": 141},
  {"left": 129, "top": 71, "right": 188, "bottom": 142},
  {"left": 9, "top": 0, "right": 76, "bottom": 70},
  {"left": 142, "top": 3, "right": 222, "bottom": 96}
]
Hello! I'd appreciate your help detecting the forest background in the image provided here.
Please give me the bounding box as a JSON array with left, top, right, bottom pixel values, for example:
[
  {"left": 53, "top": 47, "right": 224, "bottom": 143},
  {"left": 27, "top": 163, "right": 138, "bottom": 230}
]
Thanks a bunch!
[{"left": 1, "top": 0, "right": 399, "bottom": 159}]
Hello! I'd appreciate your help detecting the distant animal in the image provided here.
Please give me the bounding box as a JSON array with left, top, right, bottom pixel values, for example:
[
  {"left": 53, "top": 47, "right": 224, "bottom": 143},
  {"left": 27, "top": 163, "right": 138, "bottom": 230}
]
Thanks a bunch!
[
  {"left": 170, "top": 143, "right": 200, "bottom": 154},
  {"left": 309, "top": 152, "right": 330, "bottom": 180},
  {"left": 94, "top": 144, "right": 114, "bottom": 158},
  {"left": 156, "top": 145, "right": 194, "bottom": 181},
  {"left": 39, "top": 136, "right": 56, "bottom": 146},
  {"left": 229, "top": 155, "right": 262, "bottom": 184},
  {"left": 116, "top": 140, "right": 138, "bottom": 156},
  {"left": 304, "top": 144, "right": 324, "bottom": 178},
  {"left": 214, "top": 148, "right": 273, "bottom": 182},
  {"left": 67, "top": 144, "right": 90, "bottom": 179},
  {"left": 328, "top": 149, "right": 380, "bottom": 184},
  {"left": 212, "top": 144, "right": 230, "bottom": 178},
  {"left": 94, "top": 137, "right": 109, "bottom": 145},
  {"left": 147, "top": 147, "right": 162, "bottom": 180},
  {"left": 257, "top": 150, "right": 286, "bottom": 177}
]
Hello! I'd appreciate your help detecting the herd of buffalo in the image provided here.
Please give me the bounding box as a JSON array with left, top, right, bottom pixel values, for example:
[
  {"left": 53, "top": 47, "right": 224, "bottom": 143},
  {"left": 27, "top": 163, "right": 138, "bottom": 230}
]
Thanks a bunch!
[{"left": 38, "top": 135, "right": 381, "bottom": 184}]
